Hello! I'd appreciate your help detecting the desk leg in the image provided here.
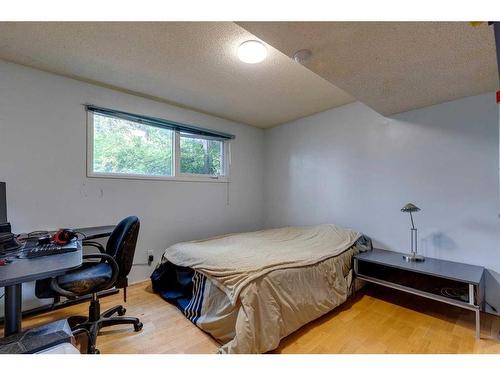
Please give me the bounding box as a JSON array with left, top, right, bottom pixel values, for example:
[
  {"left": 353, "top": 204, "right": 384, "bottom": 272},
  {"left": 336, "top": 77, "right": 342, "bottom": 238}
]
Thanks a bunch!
[{"left": 4, "top": 284, "right": 22, "bottom": 336}]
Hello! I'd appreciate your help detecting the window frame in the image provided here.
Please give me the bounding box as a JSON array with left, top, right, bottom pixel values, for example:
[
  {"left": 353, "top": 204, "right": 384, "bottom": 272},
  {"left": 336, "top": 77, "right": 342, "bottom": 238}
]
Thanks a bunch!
[{"left": 86, "top": 111, "right": 230, "bottom": 183}]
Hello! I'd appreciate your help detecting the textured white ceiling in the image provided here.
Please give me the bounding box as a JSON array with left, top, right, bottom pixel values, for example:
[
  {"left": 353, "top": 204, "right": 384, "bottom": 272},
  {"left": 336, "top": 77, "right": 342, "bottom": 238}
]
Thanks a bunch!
[
  {"left": 0, "top": 22, "right": 354, "bottom": 128},
  {"left": 238, "top": 22, "right": 499, "bottom": 115},
  {"left": 1, "top": 22, "right": 496, "bottom": 126}
]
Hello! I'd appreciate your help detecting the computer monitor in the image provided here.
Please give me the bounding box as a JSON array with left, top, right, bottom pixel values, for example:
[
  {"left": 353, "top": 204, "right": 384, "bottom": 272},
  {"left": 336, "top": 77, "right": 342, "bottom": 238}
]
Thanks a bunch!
[{"left": 0, "top": 182, "right": 7, "bottom": 223}]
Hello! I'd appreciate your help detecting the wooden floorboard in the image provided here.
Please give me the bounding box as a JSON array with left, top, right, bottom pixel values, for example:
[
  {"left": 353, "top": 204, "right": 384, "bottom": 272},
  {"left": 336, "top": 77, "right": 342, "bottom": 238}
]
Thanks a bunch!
[{"left": 2, "top": 281, "right": 500, "bottom": 354}]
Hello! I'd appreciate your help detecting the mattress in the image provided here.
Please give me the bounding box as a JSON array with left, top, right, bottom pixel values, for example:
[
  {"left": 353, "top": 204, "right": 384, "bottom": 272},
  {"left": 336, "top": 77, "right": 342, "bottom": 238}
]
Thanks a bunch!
[{"left": 151, "top": 225, "right": 372, "bottom": 353}]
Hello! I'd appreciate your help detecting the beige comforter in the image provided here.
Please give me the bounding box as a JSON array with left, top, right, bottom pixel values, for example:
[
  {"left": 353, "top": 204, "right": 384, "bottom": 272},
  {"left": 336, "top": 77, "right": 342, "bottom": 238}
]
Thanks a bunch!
[
  {"left": 199, "top": 245, "right": 361, "bottom": 353},
  {"left": 165, "top": 224, "right": 361, "bottom": 304}
]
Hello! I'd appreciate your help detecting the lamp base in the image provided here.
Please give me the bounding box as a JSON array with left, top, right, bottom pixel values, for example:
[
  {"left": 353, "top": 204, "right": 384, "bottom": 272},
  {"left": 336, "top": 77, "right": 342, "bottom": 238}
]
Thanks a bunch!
[{"left": 403, "top": 253, "right": 425, "bottom": 262}]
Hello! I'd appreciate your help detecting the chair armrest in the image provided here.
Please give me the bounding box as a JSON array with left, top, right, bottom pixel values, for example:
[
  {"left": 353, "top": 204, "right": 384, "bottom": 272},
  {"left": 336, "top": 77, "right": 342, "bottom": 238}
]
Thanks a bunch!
[
  {"left": 82, "top": 240, "right": 106, "bottom": 254},
  {"left": 49, "top": 253, "right": 119, "bottom": 299}
]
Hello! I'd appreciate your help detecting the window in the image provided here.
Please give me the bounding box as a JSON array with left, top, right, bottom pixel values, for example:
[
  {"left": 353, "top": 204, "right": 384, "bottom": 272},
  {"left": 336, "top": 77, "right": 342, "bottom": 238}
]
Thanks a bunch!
[{"left": 87, "top": 106, "right": 232, "bottom": 181}]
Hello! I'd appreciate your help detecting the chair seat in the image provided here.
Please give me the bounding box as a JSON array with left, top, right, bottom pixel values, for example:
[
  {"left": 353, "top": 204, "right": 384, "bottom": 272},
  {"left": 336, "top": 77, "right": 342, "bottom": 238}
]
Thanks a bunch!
[{"left": 36, "top": 262, "right": 113, "bottom": 298}]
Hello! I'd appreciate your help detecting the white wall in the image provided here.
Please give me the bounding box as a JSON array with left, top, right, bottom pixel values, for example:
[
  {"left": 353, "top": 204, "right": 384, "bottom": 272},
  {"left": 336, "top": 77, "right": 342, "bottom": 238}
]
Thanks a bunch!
[
  {"left": 264, "top": 94, "right": 500, "bottom": 311},
  {"left": 0, "top": 61, "right": 264, "bottom": 313}
]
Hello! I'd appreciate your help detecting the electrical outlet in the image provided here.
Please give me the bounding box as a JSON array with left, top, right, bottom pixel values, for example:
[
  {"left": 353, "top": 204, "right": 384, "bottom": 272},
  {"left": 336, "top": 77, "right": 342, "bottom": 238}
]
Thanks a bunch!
[{"left": 147, "top": 250, "right": 154, "bottom": 265}]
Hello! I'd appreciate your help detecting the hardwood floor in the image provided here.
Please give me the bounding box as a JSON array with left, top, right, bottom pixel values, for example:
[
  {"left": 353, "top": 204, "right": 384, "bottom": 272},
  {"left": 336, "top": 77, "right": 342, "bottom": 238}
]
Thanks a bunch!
[{"left": 3, "top": 281, "right": 500, "bottom": 354}]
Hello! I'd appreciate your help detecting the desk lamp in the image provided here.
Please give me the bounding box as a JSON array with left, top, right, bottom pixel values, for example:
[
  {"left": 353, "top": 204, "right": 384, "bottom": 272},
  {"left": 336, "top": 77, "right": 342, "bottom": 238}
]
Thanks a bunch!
[{"left": 401, "top": 203, "right": 424, "bottom": 262}]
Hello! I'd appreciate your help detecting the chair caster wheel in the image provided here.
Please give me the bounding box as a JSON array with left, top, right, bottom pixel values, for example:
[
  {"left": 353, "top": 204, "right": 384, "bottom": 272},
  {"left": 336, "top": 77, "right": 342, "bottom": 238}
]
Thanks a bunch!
[
  {"left": 134, "top": 322, "right": 143, "bottom": 332},
  {"left": 118, "top": 307, "right": 126, "bottom": 316},
  {"left": 90, "top": 346, "right": 100, "bottom": 354}
]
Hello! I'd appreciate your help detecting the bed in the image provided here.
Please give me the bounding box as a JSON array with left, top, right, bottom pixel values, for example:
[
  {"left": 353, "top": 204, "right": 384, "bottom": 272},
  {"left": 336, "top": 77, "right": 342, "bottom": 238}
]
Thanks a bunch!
[{"left": 151, "top": 224, "right": 372, "bottom": 353}]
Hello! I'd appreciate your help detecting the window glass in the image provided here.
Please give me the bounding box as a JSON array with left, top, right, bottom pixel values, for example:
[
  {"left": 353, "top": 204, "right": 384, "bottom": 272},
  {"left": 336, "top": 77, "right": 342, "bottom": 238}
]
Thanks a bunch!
[
  {"left": 92, "top": 113, "right": 173, "bottom": 176},
  {"left": 180, "top": 134, "right": 224, "bottom": 176}
]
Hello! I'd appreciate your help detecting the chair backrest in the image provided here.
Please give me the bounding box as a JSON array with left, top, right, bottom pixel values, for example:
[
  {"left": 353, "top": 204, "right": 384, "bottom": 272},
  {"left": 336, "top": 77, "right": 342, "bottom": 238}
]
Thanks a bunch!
[{"left": 106, "top": 216, "right": 140, "bottom": 282}]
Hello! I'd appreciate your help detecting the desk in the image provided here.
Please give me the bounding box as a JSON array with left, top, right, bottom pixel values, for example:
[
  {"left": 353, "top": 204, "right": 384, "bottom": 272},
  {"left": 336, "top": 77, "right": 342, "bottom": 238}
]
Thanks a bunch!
[
  {"left": 0, "top": 225, "right": 114, "bottom": 335},
  {"left": 0, "top": 242, "right": 82, "bottom": 336}
]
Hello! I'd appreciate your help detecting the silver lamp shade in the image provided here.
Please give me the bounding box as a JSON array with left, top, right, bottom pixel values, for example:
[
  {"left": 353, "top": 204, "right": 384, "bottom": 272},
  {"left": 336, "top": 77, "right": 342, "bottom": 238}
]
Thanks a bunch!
[{"left": 401, "top": 203, "right": 420, "bottom": 213}]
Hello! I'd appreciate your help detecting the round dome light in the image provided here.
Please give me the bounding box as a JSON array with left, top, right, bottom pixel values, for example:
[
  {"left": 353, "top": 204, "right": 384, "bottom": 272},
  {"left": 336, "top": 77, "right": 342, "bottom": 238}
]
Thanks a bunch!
[{"left": 238, "top": 40, "right": 267, "bottom": 64}]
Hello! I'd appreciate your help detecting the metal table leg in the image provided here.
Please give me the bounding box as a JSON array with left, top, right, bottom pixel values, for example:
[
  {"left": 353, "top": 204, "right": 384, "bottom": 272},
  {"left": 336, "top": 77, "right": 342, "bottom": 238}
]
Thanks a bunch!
[
  {"left": 4, "top": 283, "right": 22, "bottom": 336},
  {"left": 469, "top": 283, "right": 480, "bottom": 339},
  {"left": 475, "top": 309, "right": 480, "bottom": 339}
]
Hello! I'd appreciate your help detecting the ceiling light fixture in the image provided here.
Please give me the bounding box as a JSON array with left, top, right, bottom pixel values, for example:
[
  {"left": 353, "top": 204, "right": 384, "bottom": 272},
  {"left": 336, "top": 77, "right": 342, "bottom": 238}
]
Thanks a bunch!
[{"left": 238, "top": 40, "right": 267, "bottom": 64}]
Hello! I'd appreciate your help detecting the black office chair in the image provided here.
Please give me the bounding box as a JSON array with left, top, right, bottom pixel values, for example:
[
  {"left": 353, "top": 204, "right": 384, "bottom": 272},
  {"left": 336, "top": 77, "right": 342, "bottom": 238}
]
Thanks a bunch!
[{"left": 35, "top": 216, "right": 143, "bottom": 354}]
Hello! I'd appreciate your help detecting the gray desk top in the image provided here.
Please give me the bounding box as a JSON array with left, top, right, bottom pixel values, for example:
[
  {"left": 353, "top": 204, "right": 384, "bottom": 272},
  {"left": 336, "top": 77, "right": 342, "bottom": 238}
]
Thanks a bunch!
[
  {"left": 76, "top": 225, "right": 115, "bottom": 240},
  {"left": 0, "top": 242, "right": 82, "bottom": 287},
  {"left": 355, "top": 248, "right": 484, "bottom": 285}
]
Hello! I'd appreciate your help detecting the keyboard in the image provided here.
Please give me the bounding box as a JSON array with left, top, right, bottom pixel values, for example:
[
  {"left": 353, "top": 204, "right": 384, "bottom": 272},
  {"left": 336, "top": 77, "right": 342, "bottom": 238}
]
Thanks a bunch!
[{"left": 22, "top": 241, "right": 78, "bottom": 259}]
